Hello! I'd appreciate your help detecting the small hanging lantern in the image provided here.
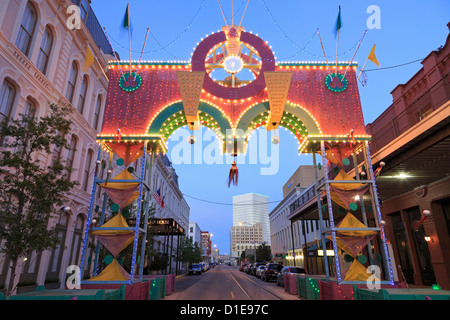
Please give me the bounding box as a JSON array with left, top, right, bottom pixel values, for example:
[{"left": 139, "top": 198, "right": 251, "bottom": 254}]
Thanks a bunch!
[
  {"left": 187, "top": 135, "right": 196, "bottom": 144},
  {"left": 271, "top": 135, "right": 280, "bottom": 144}
]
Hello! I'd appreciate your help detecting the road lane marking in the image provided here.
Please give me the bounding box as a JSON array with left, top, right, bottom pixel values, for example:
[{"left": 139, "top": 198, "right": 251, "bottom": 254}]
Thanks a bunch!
[
  {"left": 231, "top": 270, "right": 285, "bottom": 300},
  {"left": 228, "top": 272, "right": 252, "bottom": 300}
]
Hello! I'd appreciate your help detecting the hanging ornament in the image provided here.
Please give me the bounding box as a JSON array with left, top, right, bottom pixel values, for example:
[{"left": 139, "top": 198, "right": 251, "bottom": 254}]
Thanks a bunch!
[
  {"left": 228, "top": 161, "right": 238, "bottom": 188},
  {"left": 187, "top": 135, "right": 196, "bottom": 144},
  {"left": 63, "top": 206, "right": 71, "bottom": 215},
  {"left": 271, "top": 135, "right": 280, "bottom": 144},
  {"left": 373, "top": 161, "right": 385, "bottom": 178}
]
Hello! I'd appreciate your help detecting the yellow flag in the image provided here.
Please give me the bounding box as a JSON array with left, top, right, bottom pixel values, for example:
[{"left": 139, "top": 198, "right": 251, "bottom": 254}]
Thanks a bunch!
[
  {"left": 368, "top": 44, "right": 380, "bottom": 66},
  {"left": 83, "top": 45, "right": 94, "bottom": 72}
]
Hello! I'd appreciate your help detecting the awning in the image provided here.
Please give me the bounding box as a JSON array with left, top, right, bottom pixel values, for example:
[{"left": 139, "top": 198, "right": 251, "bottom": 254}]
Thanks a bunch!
[{"left": 307, "top": 238, "right": 330, "bottom": 251}]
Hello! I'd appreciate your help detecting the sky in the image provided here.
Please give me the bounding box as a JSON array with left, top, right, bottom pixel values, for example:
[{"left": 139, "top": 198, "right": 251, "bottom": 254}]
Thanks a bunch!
[{"left": 90, "top": 0, "right": 450, "bottom": 255}]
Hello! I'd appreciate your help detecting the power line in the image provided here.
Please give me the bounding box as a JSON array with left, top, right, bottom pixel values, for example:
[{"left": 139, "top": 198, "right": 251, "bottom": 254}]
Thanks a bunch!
[
  {"left": 182, "top": 193, "right": 282, "bottom": 206},
  {"left": 260, "top": 0, "right": 362, "bottom": 60},
  {"left": 364, "top": 58, "right": 423, "bottom": 72},
  {"left": 109, "top": 0, "right": 207, "bottom": 57}
]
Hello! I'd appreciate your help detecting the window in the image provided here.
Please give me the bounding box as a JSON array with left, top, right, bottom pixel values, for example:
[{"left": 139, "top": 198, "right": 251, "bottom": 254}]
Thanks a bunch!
[
  {"left": 23, "top": 98, "right": 36, "bottom": 120},
  {"left": 93, "top": 95, "right": 101, "bottom": 130},
  {"left": 77, "top": 76, "right": 88, "bottom": 114},
  {"left": 65, "top": 62, "right": 78, "bottom": 103},
  {"left": 69, "top": 215, "right": 85, "bottom": 266},
  {"left": 36, "top": 26, "right": 53, "bottom": 74},
  {"left": 65, "top": 135, "right": 77, "bottom": 180},
  {"left": 0, "top": 80, "right": 16, "bottom": 124},
  {"left": 15, "top": 2, "right": 37, "bottom": 56},
  {"left": 15, "top": 98, "right": 36, "bottom": 155},
  {"left": 79, "top": 0, "right": 90, "bottom": 22},
  {"left": 52, "top": 131, "right": 64, "bottom": 165},
  {"left": 82, "top": 149, "right": 93, "bottom": 191}
]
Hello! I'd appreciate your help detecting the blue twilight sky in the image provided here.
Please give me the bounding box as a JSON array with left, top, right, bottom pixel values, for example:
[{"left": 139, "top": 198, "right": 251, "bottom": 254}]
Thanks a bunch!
[{"left": 90, "top": 0, "right": 450, "bottom": 254}]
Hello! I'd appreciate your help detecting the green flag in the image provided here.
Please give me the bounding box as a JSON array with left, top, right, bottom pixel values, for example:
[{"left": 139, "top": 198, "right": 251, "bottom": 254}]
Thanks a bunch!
[
  {"left": 122, "top": 4, "right": 132, "bottom": 37},
  {"left": 334, "top": 6, "right": 342, "bottom": 38}
]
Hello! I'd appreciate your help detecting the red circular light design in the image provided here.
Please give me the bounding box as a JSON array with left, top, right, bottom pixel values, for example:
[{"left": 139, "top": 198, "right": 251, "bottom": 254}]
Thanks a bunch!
[{"left": 191, "top": 31, "right": 275, "bottom": 100}]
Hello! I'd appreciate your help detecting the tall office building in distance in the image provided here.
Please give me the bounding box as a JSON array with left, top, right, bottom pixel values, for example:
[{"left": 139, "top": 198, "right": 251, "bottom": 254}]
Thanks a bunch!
[{"left": 233, "top": 193, "right": 270, "bottom": 246}]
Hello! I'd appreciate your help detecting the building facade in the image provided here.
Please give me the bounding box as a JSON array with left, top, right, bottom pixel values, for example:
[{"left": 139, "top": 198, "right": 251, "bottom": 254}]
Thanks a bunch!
[
  {"left": 0, "top": 0, "right": 113, "bottom": 293},
  {"left": 147, "top": 154, "right": 190, "bottom": 275},
  {"left": 230, "top": 222, "right": 264, "bottom": 261},
  {"left": 188, "top": 222, "right": 202, "bottom": 247},
  {"left": 201, "top": 231, "right": 211, "bottom": 261},
  {"left": 365, "top": 23, "right": 450, "bottom": 289},
  {"left": 270, "top": 165, "right": 329, "bottom": 270},
  {"left": 232, "top": 193, "right": 270, "bottom": 246}
]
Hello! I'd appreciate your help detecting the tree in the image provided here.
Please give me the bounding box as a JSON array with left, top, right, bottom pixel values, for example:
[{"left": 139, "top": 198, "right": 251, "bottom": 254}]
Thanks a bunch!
[
  {"left": 0, "top": 103, "right": 78, "bottom": 296},
  {"left": 178, "top": 237, "right": 202, "bottom": 266},
  {"left": 256, "top": 243, "right": 272, "bottom": 263}
]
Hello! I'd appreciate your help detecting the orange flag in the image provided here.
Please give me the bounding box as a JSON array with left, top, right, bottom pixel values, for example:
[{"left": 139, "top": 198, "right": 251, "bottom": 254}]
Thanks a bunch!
[{"left": 368, "top": 44, "right": 380, "bottom": 66}]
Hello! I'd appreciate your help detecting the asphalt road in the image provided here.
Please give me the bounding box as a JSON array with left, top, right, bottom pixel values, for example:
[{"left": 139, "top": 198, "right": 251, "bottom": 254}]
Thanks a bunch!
[{"left": 165, "top": 264, "right": 300, "bottom": 300}]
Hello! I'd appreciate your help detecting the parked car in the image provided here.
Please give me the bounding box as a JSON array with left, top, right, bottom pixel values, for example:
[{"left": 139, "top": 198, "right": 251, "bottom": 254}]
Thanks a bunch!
[
  {"left": 251, "top": 263, "right": 265, "bottom": 276},
  {"left": 276, "top": 266, "right": 307, "bottom": 286},
  {"left": 239, "top": 264, "right": 247, "bottom": 272},
  {"left": 261, "top": 263, "right": 283, "bottom": 282},
  {"left": 188, "top": 264, "right": 202, "bottom": 275},
  {"left": 246, "top": 264, "right": 254, "bottom": 274},
  {"left": 255, "top": 265, "right": 266, "bottom": 278},
  {"left": 209, "top": 262, "right": 215, "bottom": 269}
]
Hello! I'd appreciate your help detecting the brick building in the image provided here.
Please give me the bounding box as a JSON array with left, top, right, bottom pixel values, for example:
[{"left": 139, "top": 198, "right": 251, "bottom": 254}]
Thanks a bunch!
[{"left": 365, "top": 22, "right": 450, "bottom": 289}]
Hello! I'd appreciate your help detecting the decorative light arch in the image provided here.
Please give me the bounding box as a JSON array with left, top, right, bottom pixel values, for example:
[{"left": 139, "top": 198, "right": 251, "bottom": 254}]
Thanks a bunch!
[{"left": 147, "top": 100, "right": 232, "bottom": 148}]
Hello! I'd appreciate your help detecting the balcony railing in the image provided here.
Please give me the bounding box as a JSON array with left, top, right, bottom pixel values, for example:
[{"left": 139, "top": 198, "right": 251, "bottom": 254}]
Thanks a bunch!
[
  {"left": 289, "top": 177, "right": 325, "bottom": 214},
  {"left": 368, "top": 71, "right": 450, "bottom": 153}
]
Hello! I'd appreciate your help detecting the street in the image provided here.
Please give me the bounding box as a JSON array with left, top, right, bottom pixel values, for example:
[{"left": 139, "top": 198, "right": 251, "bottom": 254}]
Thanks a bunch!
[{"left": 165, "top": 264, "right": 300, "bottom": 300}]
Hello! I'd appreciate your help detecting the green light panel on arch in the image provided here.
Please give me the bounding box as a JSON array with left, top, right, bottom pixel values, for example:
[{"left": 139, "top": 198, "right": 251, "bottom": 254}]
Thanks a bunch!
[
  {"left": 158, "top": 110, "right": 225, "bottom": 143},
  {"left": 246, "top": 110, "right": 309, "bottom": 151}
]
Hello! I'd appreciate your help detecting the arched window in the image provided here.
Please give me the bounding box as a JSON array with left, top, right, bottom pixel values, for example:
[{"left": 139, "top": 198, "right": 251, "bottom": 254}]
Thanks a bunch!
[
  {"left": 93, "top": 95, "right": 102, "bottom": 130},
  {"left": 15, "top": 98, "right": 36, "bottom": 155},
  {"left": 69, "top": 214, "right": 85, "bottom": 266},
  {"left": 36, "top": 26, "right": 53, "bottom": 74},
  {"left": 0, "top": 80, "right": 16, "bottom": 124},
  {"left": 65, "top": 62, "right": 78, "bottom": 103},
  {"left": 65, "top": 135, "right": 77, "bottom": 180},
  {"left": 82, "top": 149, "right": 93, "bottom": 191},
  {"left": 15, "top": 2, "right": 37, "bottom": 56},
  {"left": 77, "top": 76, "right": 88, "bottom": 114},
  {"left": 23, "top": 98, "right": 36, "bottom": 120},
  {"left": 46, "top": 208, "right": 69, "bottom": 281}
]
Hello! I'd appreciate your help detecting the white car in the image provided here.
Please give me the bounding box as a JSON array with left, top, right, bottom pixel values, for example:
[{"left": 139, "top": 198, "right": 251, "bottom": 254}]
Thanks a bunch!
[{"left": 255, "top": 265, "right": 265, "bottom": 278}]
